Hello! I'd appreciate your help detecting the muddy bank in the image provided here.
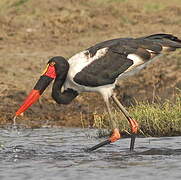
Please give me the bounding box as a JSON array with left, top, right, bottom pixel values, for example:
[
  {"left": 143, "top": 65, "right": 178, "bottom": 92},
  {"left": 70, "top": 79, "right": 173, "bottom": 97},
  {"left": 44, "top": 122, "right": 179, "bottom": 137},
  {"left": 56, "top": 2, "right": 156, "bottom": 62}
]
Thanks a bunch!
[{"left": 0, "top": 0, "right": 180, "bottom": 128}]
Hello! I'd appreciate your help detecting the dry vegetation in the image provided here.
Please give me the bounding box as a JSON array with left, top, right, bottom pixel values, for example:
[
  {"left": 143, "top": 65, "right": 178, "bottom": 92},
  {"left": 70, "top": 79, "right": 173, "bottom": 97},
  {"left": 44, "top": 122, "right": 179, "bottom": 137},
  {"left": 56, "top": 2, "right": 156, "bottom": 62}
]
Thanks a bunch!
[{"left": 0, "top": 0, "right": 180, "bottom": 136}]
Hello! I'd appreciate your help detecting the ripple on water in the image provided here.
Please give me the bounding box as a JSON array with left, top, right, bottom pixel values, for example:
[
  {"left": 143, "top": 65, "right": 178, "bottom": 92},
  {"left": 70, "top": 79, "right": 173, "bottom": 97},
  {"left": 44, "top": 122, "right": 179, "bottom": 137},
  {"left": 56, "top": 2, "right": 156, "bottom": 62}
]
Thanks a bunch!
[
  {"left": 0, "top": 128, "right": 181, "bottom": 180},
  {"left": 0, "top": 124, "right": 33, "bottom": 137}
]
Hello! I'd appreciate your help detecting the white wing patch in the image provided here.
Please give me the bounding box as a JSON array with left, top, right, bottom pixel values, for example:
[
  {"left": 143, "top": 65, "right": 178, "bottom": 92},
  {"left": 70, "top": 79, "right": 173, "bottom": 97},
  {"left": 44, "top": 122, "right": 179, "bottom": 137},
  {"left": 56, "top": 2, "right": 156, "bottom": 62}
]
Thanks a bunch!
[
  {"left": 126, "top": 53, "right": 144, "bottom": 72},
  {"left": 119, "top": 54, "right": 162, "bottom": 80},
  {"left": 127, "top": 53, "right": 144, "bottom": 65},
  {"left": 67, "top": 48, "right": 108, "bottom": 79}
]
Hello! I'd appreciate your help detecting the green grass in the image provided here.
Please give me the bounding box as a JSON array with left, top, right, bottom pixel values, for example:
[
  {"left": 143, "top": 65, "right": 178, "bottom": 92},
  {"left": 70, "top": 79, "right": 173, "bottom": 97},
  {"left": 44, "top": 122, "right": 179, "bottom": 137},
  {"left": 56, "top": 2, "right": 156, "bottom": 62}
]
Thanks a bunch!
[
  {"left": 97, "top": 0, "right": 127, "bottom": 3},
  {"left": 11, "top": 0, "right": 29, "bottom": 7},
  {"left": 144, "top": 2, "right": 165, "bottom": 12},
  {"left": 0, "top": 0, "right": 29, "bottom": 9},
  {"left": 130, "top": 94, "right": 181, "bottom": 136},
  {"left": 0, "top": 0, "right": 30, "bottom": 14},
  {"left": 92, "top": 91, "right": 181, "bottom": 137}
]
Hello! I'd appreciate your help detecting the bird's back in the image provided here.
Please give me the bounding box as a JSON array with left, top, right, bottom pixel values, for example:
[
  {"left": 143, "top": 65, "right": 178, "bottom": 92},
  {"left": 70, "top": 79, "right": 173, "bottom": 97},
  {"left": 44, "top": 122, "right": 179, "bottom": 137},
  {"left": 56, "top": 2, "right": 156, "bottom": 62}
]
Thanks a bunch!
[{"left": 68, "top": 34, "right": 181, "bottom": 89}]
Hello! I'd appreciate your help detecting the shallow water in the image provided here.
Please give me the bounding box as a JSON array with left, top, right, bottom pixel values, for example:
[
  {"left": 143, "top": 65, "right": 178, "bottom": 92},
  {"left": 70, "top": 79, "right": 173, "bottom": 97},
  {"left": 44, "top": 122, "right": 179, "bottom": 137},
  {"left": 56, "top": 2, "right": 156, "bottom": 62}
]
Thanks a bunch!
[{"left": 0, "top": 127, "right": 181, "bottom": 180}]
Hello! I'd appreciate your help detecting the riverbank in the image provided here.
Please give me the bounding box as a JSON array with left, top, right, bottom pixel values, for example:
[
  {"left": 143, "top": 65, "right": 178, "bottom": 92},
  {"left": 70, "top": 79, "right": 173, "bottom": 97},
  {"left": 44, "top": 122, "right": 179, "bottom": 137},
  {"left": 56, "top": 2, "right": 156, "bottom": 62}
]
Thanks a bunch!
[{"left": 0, "top": 0, "right": 181, "bottom": 136}]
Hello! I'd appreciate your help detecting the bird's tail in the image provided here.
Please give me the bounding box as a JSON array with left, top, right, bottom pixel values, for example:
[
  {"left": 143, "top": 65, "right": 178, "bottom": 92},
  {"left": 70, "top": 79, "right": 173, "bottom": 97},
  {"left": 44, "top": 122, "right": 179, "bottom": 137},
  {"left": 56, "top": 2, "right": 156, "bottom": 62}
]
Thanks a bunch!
[
  {"left": 118, "top": 34, "right": 181, "bottom": 80},
  {"left": 137, "top": 33, "right": 181, "bottom": 52}
]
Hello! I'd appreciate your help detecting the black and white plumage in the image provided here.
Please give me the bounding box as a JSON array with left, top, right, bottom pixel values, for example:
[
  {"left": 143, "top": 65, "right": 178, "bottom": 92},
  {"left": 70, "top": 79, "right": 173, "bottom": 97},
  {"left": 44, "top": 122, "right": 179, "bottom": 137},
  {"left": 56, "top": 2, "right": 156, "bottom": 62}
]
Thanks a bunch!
[
  {"left": 16, "top": 34, "right": 181, "bottom": 151},
  {"left": 63, "top": 33, "right": 181, "bottom": 102}
]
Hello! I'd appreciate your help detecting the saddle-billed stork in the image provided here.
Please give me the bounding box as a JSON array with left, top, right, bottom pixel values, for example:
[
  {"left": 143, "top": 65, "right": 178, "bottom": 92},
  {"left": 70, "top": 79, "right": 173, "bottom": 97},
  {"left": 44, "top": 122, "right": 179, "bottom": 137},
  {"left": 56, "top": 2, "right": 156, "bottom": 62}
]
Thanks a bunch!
[{"left": 15, "top": 34, "right": 181, "bottom": 151}]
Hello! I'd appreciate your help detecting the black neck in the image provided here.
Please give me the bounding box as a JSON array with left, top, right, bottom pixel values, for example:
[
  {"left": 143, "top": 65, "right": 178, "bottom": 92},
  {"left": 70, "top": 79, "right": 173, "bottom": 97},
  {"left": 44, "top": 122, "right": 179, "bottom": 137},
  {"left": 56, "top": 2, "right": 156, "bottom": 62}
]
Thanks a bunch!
[
  {"left": 51, "top": 56, "right": 78, "bottom": 104},
  {"left": 52, "top": 75, "right": 65, "bottom": 101},
  {"left": 51, "top": 77, "right": 78, "bottom": 104}
]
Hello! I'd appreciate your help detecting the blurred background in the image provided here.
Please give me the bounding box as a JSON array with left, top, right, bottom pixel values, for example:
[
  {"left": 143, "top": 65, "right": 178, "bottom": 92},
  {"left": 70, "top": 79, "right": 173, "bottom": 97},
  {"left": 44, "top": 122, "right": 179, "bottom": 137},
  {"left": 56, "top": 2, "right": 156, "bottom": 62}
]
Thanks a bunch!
[{"left": 0, "top": 0, "right": 180, "bottom": 129}]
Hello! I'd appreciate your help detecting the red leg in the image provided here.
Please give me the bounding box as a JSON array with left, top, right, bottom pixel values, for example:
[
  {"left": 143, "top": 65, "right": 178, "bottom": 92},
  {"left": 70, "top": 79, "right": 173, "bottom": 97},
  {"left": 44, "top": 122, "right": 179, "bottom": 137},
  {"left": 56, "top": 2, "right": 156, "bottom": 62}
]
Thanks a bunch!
[
  {"left": 86, "top": 97, "right": 121, "bottom": 152},
  {"left": 109, "top": 128, "right": 121, "bottom": 143},
  {"left": 112, "top": 94, "right": 139, "bottom": 151}
]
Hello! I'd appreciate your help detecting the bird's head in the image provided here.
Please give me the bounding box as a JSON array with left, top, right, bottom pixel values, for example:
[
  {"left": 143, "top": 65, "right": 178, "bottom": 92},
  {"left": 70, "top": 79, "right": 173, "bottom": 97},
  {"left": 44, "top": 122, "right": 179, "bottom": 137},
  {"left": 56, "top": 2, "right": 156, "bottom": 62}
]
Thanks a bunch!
[{"left": 15, "top": 56, "right": 69, "bottom": 116}]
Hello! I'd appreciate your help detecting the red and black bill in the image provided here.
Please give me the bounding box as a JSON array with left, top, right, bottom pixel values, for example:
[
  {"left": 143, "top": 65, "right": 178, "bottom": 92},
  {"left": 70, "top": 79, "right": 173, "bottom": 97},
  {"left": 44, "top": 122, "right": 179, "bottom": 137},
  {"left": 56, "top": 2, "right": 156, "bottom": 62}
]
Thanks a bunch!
[{"left": 15, "top": 63, "right": 56, "bottom": 116}]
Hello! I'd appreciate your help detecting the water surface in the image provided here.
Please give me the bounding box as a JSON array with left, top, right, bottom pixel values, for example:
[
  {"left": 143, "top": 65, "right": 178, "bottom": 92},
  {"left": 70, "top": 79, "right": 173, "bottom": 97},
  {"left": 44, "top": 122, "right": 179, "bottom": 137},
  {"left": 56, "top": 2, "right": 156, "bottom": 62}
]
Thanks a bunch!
[{"left": 0, "top": 127, "right": 181, "bottom": 180}]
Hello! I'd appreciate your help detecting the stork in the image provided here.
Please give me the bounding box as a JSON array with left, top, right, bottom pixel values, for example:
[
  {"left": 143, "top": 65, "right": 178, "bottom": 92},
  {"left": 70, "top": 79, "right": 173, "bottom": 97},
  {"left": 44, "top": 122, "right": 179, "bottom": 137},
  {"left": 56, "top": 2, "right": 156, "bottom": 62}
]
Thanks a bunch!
[{"left": 15, "top": 34, "right": 181, "bottom": 151}]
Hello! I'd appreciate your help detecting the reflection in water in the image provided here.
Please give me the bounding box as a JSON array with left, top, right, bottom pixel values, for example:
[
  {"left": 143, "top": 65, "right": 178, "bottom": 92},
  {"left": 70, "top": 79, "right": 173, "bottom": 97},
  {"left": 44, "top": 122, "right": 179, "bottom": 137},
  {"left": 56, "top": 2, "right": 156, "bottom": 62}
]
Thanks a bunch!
[
  {"left": 0, "top": 128, "right": 181, "bottom": 180},
  {"left": 137, "top": 148, "right": 181, "bottom": 156}
]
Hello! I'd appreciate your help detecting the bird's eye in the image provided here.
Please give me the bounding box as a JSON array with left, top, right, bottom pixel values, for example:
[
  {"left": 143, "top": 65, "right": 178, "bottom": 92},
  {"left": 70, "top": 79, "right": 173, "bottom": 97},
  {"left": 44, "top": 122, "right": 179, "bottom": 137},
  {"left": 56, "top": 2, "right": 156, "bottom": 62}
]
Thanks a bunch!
[{"left": 49, "top": 62, "right": 56, "bottom": 66}]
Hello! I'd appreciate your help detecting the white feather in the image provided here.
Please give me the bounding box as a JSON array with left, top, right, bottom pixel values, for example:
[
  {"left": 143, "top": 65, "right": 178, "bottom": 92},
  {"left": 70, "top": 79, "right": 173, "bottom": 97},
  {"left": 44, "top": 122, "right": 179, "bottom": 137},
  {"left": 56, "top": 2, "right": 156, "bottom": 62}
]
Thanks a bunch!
[
  {"left": 127, "top": 53, "right": 144, "bottom": 66},
  {"left": 118, "top": 54, "right": 162, "bottom": 80}
]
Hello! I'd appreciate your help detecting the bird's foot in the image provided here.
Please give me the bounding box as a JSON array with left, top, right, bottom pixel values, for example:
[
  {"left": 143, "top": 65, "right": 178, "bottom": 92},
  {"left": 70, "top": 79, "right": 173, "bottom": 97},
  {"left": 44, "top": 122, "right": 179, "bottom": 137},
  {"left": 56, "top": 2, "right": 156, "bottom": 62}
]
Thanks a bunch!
[
  {"left": 85, "top": 128, "right": 121, "bottom": 152},
  {"left": 128, "top": 118, "right": 139, "bottom": 151},
  {"left": 109, "top": 128, "right": 121, "bottom": 143}
]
